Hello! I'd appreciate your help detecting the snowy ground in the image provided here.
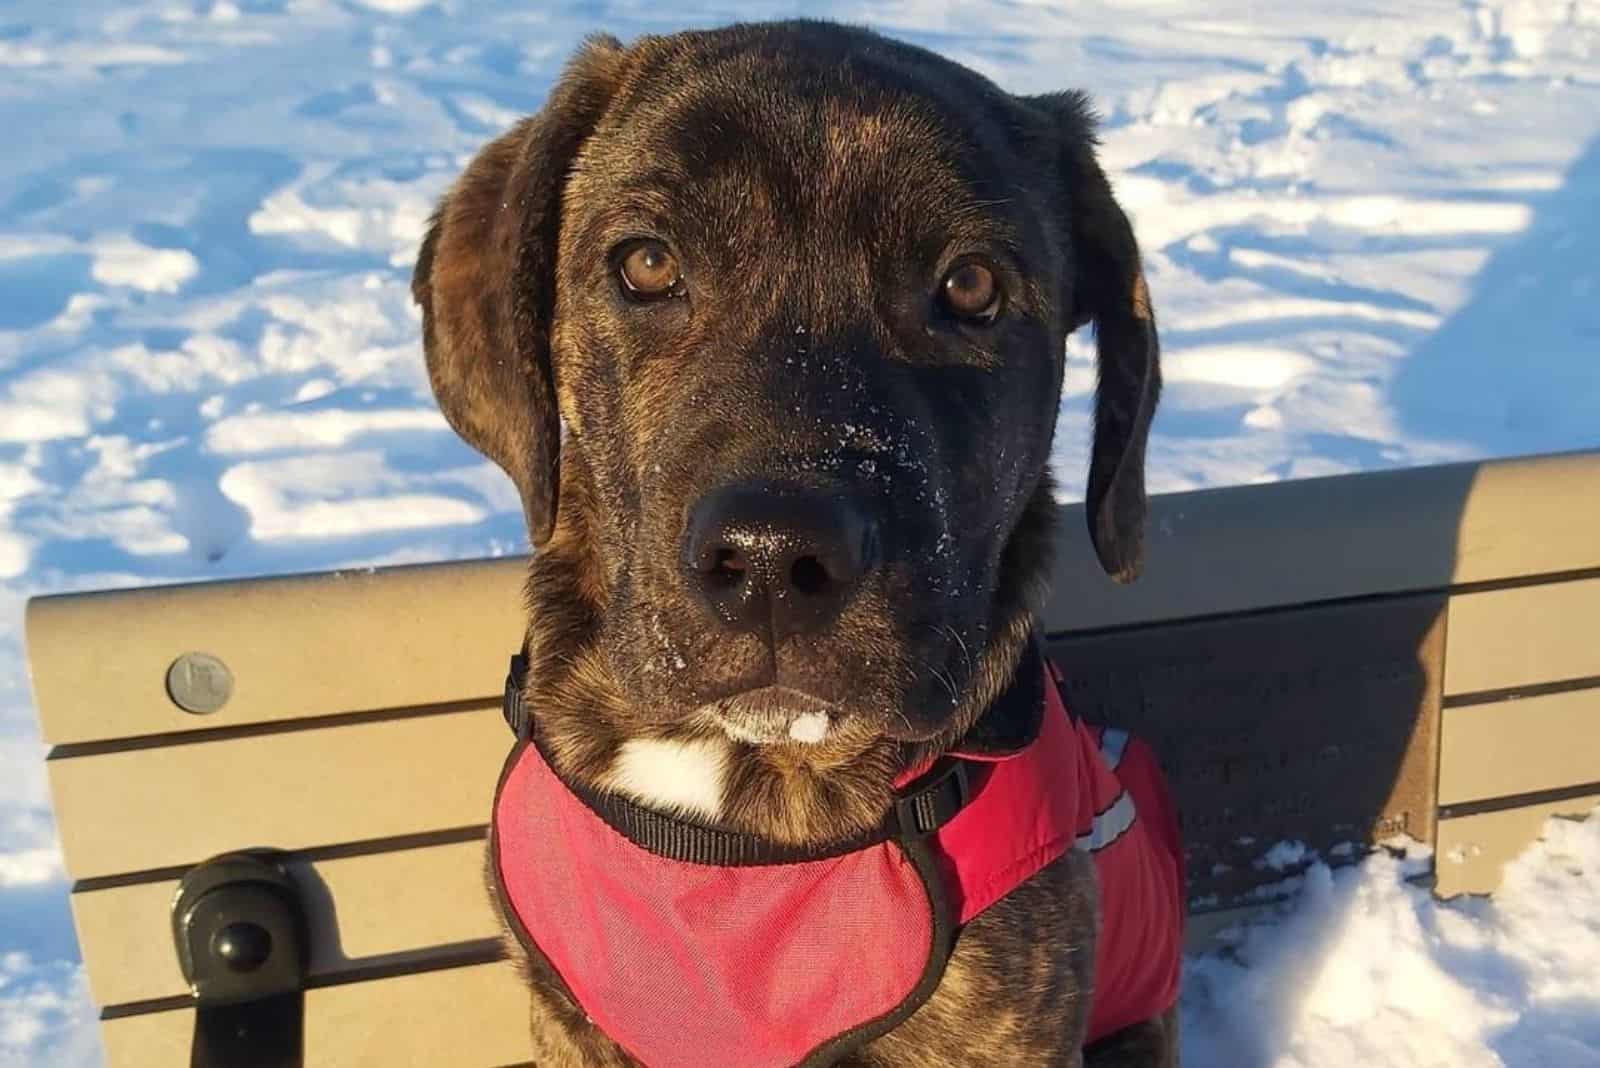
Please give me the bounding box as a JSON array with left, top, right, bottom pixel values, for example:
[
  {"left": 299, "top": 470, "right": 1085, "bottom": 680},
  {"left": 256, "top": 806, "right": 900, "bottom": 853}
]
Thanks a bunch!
[{"left": 2, "top": 0, "right": 1597, "bottom": 1064}]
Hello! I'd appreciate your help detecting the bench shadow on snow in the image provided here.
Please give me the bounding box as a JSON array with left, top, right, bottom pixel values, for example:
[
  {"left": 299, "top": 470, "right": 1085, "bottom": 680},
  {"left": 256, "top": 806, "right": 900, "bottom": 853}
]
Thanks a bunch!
[{"left": 1391, "top": 133, "right": 1600, "bottom": 459}]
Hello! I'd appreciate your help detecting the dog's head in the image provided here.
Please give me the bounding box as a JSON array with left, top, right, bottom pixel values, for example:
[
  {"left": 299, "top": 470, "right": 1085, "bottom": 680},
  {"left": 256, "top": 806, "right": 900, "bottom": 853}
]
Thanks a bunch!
[{"left": 416, "top": 22, "right": 1157, "bottom": 774}]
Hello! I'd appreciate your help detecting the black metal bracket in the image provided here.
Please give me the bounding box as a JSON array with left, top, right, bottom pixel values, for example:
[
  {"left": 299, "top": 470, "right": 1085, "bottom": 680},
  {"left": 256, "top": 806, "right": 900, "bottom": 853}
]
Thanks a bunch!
[{"left": 172, "top": 851, "right": 308, "bottom": 1068}]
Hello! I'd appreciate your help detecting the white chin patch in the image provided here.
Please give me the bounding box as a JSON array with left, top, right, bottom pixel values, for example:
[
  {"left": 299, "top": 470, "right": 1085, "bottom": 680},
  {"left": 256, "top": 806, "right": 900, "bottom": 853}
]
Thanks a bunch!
[
  {"left": 604, "top": 737, "right": 728, "bottom": 821},
  {"left": 787, "top": 711, "right": 831, "bottom": 745}
]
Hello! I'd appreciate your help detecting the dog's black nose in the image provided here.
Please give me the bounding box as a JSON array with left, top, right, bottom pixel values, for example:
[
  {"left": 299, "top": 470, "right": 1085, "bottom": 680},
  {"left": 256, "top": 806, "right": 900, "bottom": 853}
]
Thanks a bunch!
[{"left": 681, "top": 482, "right": 879, "bottom": 639}]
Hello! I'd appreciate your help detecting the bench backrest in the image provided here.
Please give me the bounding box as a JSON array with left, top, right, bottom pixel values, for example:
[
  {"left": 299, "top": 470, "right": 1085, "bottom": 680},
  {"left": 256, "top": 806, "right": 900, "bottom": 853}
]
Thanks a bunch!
[{"left": 28, "top": 449, "right": 1600, "bottom": 1066}]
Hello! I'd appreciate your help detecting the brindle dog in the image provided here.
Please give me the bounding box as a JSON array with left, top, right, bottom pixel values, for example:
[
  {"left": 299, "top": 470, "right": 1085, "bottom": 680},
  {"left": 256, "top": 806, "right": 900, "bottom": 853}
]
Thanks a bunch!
[{"left": 414, "top": 20, "right": 1170, "bottom": 1067}]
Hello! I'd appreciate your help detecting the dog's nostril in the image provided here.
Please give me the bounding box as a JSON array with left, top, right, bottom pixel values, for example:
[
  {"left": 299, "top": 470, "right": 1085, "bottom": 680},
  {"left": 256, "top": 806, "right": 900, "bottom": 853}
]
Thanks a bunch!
[
  {"left": 709, "top": 547, "right": 748, "bottom": 587},
  {"left": 789, "top": 555, "right": 830, "bottom": 596}
]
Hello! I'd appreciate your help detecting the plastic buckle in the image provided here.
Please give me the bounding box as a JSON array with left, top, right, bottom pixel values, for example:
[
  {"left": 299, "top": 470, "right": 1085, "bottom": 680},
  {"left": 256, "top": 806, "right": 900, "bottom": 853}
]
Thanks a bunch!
[
  {"left": 893, "top": 759, "right": 972, "bottom": 839},
  {"left": 504, "top": 653, "right": 531, "bottom": 741}
]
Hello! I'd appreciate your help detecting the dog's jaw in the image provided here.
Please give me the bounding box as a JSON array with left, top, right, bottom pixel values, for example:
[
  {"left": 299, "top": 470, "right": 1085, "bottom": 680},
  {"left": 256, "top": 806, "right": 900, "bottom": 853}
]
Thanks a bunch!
[
  {"left": 601, "top": 736, "right": 730, "bottom": 822},
  {"left": 699, "top": 687, "right": 840, "bottom": 748}
]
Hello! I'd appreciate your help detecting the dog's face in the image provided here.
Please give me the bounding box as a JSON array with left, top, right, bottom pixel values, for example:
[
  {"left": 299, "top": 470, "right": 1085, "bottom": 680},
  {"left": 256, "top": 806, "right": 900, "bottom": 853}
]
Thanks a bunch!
[{"left": 417, "top": 22, "right": 1158, "bottom": 758}]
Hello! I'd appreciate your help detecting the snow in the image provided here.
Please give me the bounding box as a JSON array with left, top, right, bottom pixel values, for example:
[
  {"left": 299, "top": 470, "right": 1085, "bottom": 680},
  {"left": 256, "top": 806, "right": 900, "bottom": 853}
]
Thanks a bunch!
[
  {"left": 1, "top": 0, "right": 1597, "bottom": 1064},
  {"left": 1187, "top": 817, "right": 1600, "bottom": 1067}
]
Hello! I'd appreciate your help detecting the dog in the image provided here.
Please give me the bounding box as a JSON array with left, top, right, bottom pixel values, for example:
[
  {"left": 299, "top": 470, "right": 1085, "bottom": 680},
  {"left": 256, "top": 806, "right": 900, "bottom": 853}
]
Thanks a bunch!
[{"left": 413, "top": 20, "right": 1178, "bottom": 1067}]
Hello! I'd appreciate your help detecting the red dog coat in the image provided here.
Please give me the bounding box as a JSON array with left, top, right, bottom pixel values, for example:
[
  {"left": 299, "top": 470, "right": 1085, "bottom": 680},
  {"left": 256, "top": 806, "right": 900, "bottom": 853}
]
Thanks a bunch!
[{"left": 491, "top": 644, "right": 1184, "bottom": 1067}]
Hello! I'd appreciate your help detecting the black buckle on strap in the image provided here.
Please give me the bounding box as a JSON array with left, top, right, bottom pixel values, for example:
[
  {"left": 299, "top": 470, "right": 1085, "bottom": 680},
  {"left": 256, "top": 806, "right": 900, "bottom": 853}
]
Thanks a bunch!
[
  {"left": 892, "top": 758, "right": 972, "bottom": 839},
  {"left": 504, "top": 653, "right": 531, "bottom": 741}
]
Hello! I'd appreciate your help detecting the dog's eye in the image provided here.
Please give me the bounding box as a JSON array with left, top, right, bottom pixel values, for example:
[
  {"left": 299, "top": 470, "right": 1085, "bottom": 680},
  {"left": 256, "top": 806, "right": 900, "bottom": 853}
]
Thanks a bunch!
[
  {"left": 939, "top": 260, "right": 1001, "bottom": 323},
  {"left": 618, "top": 240, "right": 683, "bottom": 301}
]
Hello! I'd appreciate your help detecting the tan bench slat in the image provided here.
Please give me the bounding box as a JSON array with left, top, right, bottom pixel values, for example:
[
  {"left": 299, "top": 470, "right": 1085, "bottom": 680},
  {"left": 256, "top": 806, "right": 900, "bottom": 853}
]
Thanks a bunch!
[
  {"left": 1443, "top": 577, "right": 1600, "bottom": 697},
  {"left": 1435, "top": 798, "right": 1599, "bottom": 897},
  {"left": 48, "top": 707, "right": 506, "bottom": 880},
  {"left": 1448, "top": 450, "right": 1600, "bottom": 582},
  {"left": 73, "top": 838, "right": 499, "bottom": 1008},
  {"left": 1043, "top": 449, "right": 1600, "bottom": 633},
  {"left": 28, "top": 452, "right": 1600, "bottom": 743},
  {"left": 101, "top": 960, "right": 533, "bottom": 1068},
  {"left": 26, "top": 557, "right": 526, "bottom": 745},
  {"left": 1439, "top": 688, "right": 1600, "bottom": 806}
]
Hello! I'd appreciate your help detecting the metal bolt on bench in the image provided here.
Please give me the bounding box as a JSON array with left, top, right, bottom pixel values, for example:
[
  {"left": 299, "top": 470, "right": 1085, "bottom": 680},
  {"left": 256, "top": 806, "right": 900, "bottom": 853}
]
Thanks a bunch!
[{"left": 172, "top": 851, "right": 309, "bottom": 1068}]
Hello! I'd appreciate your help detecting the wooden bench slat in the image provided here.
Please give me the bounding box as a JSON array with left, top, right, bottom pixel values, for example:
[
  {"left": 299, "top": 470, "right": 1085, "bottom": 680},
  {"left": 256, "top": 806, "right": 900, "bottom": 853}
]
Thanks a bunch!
[
  {"left": 1439, "top": 688, "right": 1600, "bottom": 806},
  {"left": 1443, "top": 577, "right": 1600, "bottom": 697},
  {"left": 26, "top": 557, "right": 526, "bottom": 746},
  {"left": 1043, "top": 450, "right": 1600, "bottom": 633},
  {"left": 48, "top": 707, "right": 506, "bottom": 880},
  {"left": 1435, "top": 795, "right": 1600, "bottom": 897},
  {"left": 72, "top": 838, "right": 498, "bottom": 1008},
  {"left": 100, "top": 960, "right": 534, "bottom": 1068},
  {"left": 26, "top": 453, "right": 1600, "bottom": 748}
]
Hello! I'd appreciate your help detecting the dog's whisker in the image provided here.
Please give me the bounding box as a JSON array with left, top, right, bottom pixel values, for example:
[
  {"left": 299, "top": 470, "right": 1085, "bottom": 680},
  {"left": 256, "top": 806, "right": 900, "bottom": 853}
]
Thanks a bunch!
[
  {"left": 888, "top": 704, "right": 918, "bottom": 739},
  {"left": 943, "top": 623, "right": 974, "bottom": 686},
  {"left": 911, "top": 647, "right": 960, "bottom": 706}
]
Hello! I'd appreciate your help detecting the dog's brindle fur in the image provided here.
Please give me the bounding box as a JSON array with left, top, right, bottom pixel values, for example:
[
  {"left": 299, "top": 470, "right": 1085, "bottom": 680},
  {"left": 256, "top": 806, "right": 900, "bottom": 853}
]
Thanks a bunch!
[{"left": 415, "top": 20, "right": 1170, "bottom": 1067}]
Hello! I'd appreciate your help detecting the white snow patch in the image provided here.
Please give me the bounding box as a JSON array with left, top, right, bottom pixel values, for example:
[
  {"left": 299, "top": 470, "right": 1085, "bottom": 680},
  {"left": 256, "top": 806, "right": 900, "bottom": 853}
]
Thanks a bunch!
[
  {"left": 1161, "top": 346, "right": 1317, "bottom": 392},
  {"left": 293, "top": 379, "right": 338, "bottom": 404},
  {"left": 0, "top": 372, "right": 114, "bottom": 444},
  {"left": 0, "top": 848, "right": 63, "bottom": 889},
  {"left": 1257, "top": 840, "right": 1312, "bottom": 872},
  {"left": 0, "top": 955, "right": 100, "bottom": 1065},
  {"left": 219, "top": 453, "right": 487, "bottom": 540},
  {"left": 788, "top": 711, "right": 831, "bottom": 744},
  {"left": 1185, "top": 810, "right": 1600, "bottom": 1067},
  {"left": 248, "top": 168, "right": 442, "bottom": 264},
  {"left": 1243, "top": 406, "right": 1284, "bottom": 431},
  {"left": 348, "top": 0, "right": 435, "bottom": 13},
  {"left": 88, "top": 238, "right": 199, "bottom": 294},
  {"left": 206, "top": 408, "right": 449, "bottom": 454}
]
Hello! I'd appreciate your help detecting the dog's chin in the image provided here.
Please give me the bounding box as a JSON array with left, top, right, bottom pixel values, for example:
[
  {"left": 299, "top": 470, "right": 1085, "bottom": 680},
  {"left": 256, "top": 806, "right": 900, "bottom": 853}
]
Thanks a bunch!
[{"left": 703, "top": 687, "right": 843, "bottom": 747}]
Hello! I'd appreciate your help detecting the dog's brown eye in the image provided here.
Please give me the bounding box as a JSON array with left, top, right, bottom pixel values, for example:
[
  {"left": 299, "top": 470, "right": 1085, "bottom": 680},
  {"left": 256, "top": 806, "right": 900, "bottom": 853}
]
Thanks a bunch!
[
  {"left": 940, "top": 261, "right": 1001, "bottom": 323},
  {"left": 618, "top": 241, "right": 682, "bottom": 300}
]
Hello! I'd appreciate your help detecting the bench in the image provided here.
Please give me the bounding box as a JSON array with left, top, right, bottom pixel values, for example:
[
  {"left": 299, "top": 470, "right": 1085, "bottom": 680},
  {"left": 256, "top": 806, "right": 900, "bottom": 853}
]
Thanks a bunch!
[{"left": 27, "top": 448, "right": 1600, "bottom": 1066}]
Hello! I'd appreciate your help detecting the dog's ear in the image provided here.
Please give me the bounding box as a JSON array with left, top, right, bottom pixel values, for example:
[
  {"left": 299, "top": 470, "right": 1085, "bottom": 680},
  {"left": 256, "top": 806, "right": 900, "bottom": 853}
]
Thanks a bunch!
[
  {"left": 413, "top": 36, "right": 627, "bottom": 546},
  {"left": 1030, "top": 92, "right": 1162, "bottom": 583}
]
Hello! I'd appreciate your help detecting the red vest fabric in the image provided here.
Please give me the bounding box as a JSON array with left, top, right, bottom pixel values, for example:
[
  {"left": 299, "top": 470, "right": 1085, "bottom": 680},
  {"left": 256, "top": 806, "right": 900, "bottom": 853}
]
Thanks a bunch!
[{"left": 491, "top": 658, "right": 1184, "bottom": 1067}]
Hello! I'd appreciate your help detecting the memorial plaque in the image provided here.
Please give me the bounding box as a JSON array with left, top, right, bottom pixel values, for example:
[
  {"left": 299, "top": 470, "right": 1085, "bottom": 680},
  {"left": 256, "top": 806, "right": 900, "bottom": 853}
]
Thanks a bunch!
[{"left": 1048, "top": 595, "right": 1445, "bottom": 909}]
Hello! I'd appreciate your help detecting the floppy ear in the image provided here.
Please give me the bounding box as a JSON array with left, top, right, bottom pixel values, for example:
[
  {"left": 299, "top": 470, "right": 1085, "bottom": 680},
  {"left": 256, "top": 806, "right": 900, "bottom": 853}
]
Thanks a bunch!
[
  {"left": 413, "top": 35, "right": 627, "bottom": 547},
  {"left": 1030, "top": 92, "right": 1162, "bottom": 583}
]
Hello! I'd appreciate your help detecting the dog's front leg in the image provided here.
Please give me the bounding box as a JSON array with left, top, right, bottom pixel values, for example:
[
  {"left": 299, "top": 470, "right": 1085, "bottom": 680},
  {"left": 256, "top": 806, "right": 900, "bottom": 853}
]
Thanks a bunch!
[
  {"left": 1082, "top": 1006, "right": 1179, "bottom": 1068},
  {"left": 512, "top": 940, "right": 639, "bottom": 1067}
]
